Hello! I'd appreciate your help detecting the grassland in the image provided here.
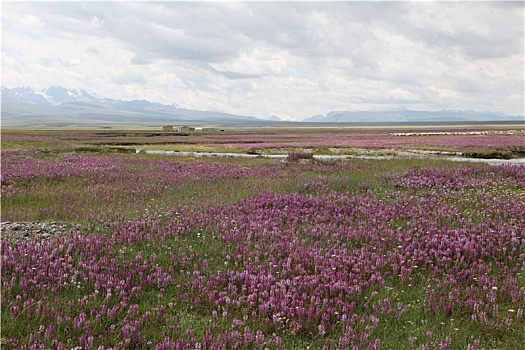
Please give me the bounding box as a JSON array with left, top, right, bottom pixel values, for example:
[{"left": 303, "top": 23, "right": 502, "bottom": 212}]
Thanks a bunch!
[
  {"left": 1, "top": 127, "right": 524, "bottom": 349},
  {"left": 2, "top": 125, "right": 524, "bottom": 157}
]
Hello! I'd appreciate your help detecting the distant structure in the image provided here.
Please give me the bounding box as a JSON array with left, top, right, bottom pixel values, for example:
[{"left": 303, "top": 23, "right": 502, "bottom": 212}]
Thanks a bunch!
[
  {"left": 174, "top": 126, "right": 210, "bottom": 132},
  {"left": 162, "top": 125, "right": 174, "bottom": 131},
  {"left": 180, "top": 126, "right": 196, "bottom": 132}
]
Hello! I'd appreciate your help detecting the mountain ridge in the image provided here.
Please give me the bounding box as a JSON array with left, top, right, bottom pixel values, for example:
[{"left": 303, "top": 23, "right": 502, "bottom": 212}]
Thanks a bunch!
[
  {"left": 2, "top": 86, "right": 523, "bottom": 127},
  {"left": 1, "top": 85, "right": 183, "bottom": 109},
  {"left": 304, "top": 109, "right": 523, "bottom": 123},
  {"left": 1, "top": 86, "right": 266, "bottom": 127}
]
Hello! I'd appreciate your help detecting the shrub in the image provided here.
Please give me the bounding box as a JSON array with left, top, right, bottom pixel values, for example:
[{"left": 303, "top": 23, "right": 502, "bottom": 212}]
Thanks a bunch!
[{"left": 287, "top": 152, "right": 314, "bottom": 161}]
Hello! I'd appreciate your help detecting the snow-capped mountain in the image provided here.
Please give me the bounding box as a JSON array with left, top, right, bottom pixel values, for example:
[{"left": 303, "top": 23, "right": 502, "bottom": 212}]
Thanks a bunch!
[
  {"left": 1, "top": 86, "right": 52, "bottom": 105},
  {"left": 2, "top": 85, "right": 97, "bottom": 105},
  {"left": 38, "top": 86, "right": 102, "bottom": 105},
  {"left": 1, "top": 85, "right": 182, "bottom": 108},
  {"left": 1, "top": 85, "right": 266, "bottom": 127}
]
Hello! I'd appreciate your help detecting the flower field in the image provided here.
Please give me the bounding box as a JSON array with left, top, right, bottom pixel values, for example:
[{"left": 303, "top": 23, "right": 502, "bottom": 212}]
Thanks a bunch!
[
  {"left": 1, "top": 129, "right": 525, "bottom": 349},
  {"left": 2, "top": 128, "right": 524, "bottom": 157}
]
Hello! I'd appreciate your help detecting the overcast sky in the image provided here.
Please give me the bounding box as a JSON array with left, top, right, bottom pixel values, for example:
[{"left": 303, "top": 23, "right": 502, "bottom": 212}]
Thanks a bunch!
[{"left": 2, "top": 1, "right": 524, "bottom": 120}]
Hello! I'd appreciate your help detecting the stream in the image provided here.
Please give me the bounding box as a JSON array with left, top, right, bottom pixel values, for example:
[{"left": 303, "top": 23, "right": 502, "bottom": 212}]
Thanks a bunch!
[{"left": 140, "top": 149, "right": 525, "bottom": 165}]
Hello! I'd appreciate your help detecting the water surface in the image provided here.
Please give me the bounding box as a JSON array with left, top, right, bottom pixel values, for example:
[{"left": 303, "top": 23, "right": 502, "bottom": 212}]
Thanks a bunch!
[{"left": 141, "top": 149, "right": 525, "bottom": 165}]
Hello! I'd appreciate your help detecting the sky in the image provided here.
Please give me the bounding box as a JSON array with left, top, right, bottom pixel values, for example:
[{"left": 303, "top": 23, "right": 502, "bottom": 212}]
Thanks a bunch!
[{"left": 2, "top": 1, "right": 524, "bottom": 120}]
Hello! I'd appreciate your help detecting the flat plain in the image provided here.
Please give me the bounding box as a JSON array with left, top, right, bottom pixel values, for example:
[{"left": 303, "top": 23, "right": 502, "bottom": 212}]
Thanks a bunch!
[{"left": 2, "top": 125, "right": 525, "bottom": 349}]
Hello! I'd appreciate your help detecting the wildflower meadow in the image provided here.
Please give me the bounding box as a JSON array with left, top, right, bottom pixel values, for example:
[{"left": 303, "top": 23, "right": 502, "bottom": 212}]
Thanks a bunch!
[{"left": 1, "top": 128, "right": 524, "bottom": 349}]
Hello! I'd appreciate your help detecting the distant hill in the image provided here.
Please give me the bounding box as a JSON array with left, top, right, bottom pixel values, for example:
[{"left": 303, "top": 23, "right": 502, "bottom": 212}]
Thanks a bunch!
[
  {"left": 303, "top": 109, "right": 524, "bottom": 123},
  {"left": 1, "top": 86, "right": 270, "bottom": 127},
  {"left": 2, "top": 86, "right": 523, "bottom": 127}
]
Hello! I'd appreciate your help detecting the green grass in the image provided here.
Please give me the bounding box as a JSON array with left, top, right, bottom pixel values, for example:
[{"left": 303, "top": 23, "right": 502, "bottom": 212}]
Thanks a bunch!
[{"left": 0, "top": 153, "right": 477, "bottom": 223}]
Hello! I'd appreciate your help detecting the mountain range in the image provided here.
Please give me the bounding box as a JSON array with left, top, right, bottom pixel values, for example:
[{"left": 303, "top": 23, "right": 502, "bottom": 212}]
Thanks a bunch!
[
  {"left": 1, "top": 86, "right": 523, "bottom": 127},
  {"left": 1, "top": 86, "right": 268, "bottom": 128},
  {"left": 304, "top": 108, "right": 524, "bottom": 123}
]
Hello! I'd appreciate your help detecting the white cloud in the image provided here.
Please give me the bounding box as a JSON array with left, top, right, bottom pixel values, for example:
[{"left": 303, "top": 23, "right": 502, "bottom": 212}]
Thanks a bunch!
[
  {"left": 1, "top": 1, "right": 523, "bottom": 119},
  {"left": 210, "top": 47, "right": 290, "bottom": 78}
]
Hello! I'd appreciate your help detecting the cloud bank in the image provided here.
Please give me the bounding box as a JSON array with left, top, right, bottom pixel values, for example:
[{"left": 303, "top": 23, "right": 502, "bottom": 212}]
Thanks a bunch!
[{"left": 2, "top": 1, "right": 524, "bottom": 120}]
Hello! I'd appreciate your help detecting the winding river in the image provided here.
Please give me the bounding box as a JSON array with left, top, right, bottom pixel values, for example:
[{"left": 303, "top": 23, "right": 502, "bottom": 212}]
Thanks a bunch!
[{"left": 140, "top": 149, "right": 525, "bottom": 165}]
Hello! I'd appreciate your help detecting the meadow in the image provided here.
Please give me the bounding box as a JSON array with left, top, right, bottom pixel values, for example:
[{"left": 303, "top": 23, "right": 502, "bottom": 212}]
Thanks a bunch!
[{"left": 1, "top": 127, "right": 525, "bottom": 349}]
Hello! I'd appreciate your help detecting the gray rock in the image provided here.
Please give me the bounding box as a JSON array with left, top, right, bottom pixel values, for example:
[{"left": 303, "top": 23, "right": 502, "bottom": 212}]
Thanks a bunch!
[{"left": 1, "top": 221, "right": 76, "bottom": 241}]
